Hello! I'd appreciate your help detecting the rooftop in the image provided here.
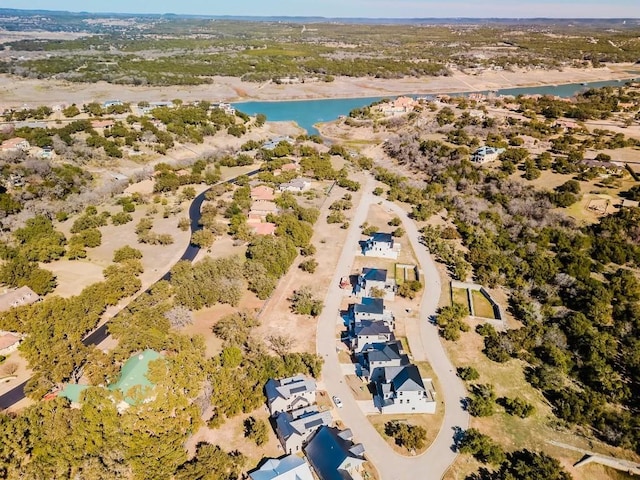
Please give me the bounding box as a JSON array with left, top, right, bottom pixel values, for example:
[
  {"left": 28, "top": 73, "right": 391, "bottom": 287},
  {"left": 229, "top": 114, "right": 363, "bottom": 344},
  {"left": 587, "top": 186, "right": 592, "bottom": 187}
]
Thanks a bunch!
[
  {"left": 362, "top": 268, "right": 387, "bottom": 283},
  {"left": 354, "top": 297, "right": 384, "bottom": 315},
  {"left": 304, "top": 426, "right": 365, "bottom": 480},
  {"left": 370, "top": 232, "right": 393, "bottom": 244},
  {"left": 0, "top": 286, "right": 40, "bottom": 312},
  {"left": 249, "top": 455, "right": 314, "bottom": 480}
]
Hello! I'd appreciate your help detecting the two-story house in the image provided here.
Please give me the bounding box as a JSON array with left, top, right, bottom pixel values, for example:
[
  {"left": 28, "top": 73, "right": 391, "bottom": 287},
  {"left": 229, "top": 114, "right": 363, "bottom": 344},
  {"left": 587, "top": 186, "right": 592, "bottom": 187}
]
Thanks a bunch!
[
  {"left": 275, "top": 405, "right": 332, "bottom": 454},
  {"left": 356, "top": 268, "right": 395, "bottom": 300},
  {"left": 304, "top": 426, "right": 366, "bottom": 480},
  {"left": 362, "top": 232, "right": 400, "bottom": 259},
  {"left": 350, "top": 297, "right": 394, "bottom": 329},
  {"left": 265, "top": 375, "right": 317, "bottom": 416},
  {"left": 351, "top": 320, "right": 394, "bottom": 353},
  {"left": 357, "top": 341, "right": 409, "bottom": 382},
  {"left": 375, "top": 365, "right": 436, "bottom": 414}
]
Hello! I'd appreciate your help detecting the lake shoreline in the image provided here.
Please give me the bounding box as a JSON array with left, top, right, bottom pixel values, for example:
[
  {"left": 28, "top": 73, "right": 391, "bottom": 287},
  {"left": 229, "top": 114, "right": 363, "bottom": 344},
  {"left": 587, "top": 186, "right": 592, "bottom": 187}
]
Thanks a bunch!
[{"left": 0, "top": 64, "right": 639, "bottom": 108}]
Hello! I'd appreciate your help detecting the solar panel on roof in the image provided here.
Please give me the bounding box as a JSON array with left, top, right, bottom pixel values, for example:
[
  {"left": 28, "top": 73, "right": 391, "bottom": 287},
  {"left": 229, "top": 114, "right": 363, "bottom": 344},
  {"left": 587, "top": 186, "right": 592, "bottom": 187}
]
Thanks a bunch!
[
  {"left": 304, "top": 418, "right": 325, "bottom": 430},
  {"left": 289, "top": 385, "right": 307, "bottom": 394}
]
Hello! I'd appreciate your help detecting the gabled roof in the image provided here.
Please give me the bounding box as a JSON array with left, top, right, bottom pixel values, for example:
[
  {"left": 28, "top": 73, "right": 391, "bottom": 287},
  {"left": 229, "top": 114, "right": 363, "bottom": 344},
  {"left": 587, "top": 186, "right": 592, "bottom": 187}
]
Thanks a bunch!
[
  {"left": 353, "top": 297, "right": 384, "bottom": 315},
  {"left": 362, "top": 268, "right": 387, "bottom": 283},
  {"left": 354, "top": 320, "right": 392, "bottom": 337},
  {"left": 276, "top": 406, "right": 331, "bottom": 440},
  {"left": 363, "top": 341, "right": 405, "bottom": 364},
  {"left": 265, "top": 375, "right": 317, "bottom": 403},
  {"left": 370, "top": 232, "right": 393, "bottom": 244},
  {"left": 249, "top": 455, "right": 314, "bottom": 480},
  {"left": 304, "top": 426, "right": 365, "bottom": 480},
  {"left": 0, "top": 286, "right": 40, "bottom": 311},
  {"left": 0, "top": 332, "right": 21, "bottom": 351},
  {"left": 388, "top": 365, "right": 425, "bottom": 392}
]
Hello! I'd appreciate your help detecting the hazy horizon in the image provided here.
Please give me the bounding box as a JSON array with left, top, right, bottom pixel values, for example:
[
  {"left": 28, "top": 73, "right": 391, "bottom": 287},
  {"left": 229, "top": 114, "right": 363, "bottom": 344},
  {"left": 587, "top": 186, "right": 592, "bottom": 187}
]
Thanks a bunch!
[{"left": 2, "top": 1, "right": 640, "bottom": 19}]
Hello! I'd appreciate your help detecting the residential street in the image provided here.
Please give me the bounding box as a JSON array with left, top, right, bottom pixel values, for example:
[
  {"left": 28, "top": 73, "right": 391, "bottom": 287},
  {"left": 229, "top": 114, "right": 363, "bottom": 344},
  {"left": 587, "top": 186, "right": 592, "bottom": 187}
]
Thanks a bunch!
[{"left": 315, "top": 175, "right": 470, "bottom": 480}]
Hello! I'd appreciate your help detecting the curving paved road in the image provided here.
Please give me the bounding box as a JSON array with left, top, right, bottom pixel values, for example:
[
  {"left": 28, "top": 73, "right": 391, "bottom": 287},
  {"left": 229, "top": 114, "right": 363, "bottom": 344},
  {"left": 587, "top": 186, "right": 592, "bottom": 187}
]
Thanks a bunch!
[
  {"left": 315, "top": 175, "right": 469, "bottom": 480},
  {"left": 0, "top": 168, "right": 261, "bottom": 410}
]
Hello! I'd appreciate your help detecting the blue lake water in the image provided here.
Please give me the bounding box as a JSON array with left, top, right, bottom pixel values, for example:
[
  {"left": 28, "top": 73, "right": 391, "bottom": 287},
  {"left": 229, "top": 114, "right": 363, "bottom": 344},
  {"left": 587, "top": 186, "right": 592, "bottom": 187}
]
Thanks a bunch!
[{"left": 234, "top": 78, "right": 635, "bottom": 135}]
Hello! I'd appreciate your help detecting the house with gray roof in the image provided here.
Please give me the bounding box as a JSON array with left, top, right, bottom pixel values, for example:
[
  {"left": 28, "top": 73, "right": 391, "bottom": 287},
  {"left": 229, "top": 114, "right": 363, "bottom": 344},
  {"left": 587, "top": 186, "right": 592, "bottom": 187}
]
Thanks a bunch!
[
  {"left": 279, "top": 178, "right": 312, "bottom": 193},
  {"left": 471, "top": 146, "right": 505, "bottom": 164},
  {"left": 350, "top": 297, "right": 394, "bottom": 327},
  {"left": 357, "top": 341, "right": 409, "bottom": 382},
  {"left": 351, "top": 320, "right": 394, "bottom": 353},
  {"left": 356, "top": 268, "right": 395, "bottom": 300},
  {"left": 0, "top": 286, "right": 40, "bottom": 312},
  {"left": 362, "top": 232, "right": 400, "bottom": 259},
  {"left": 304, "top": 426, "right": 366, "bottom": 480},
  {"left": 275, "top": 405, "right": 332, "bottom": 454},
  {"left": 249, "top": 455, "right": 314, "bottom": 480},
  {"left": 265, "top": 375, "right": 317, "bottom": 416},
  {"left": 375, "top": 364, "right": 436, "bottom": 414}
]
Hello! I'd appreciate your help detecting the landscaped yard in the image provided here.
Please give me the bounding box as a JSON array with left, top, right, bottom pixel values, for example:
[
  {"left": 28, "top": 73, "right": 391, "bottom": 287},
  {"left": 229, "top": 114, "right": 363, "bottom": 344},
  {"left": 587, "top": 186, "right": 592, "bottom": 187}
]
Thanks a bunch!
[
  {"left": 451, "top": 287, "right": 469, "bottom": 309},
  {"left": 369, "top": 409, "right": 445, "bottom": 456},
  {"left": 395, "top": 263, "right": 417, "bottom": 285},
  {"left": 471, "top": 290, "right": 497, "bottom": 319}
]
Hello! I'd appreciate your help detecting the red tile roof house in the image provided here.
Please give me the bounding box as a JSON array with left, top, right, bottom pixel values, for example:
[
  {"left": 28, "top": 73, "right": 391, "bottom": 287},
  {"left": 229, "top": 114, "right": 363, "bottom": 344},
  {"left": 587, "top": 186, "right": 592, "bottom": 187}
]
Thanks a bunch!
[
  {"left": 252, "top": 222, "right": 277, "bottom": 236},
  {"left": 1, "top": 137, "right": 30, "bottom": 152},
  {"left": 90, "top": 119, "right": 115, "bottom": 129},
  {"left": 0, "top": 332, "right": 22, "bottom": 355},
  {"left": 251, "top": 185, "right": 276, "bottom": 202}
]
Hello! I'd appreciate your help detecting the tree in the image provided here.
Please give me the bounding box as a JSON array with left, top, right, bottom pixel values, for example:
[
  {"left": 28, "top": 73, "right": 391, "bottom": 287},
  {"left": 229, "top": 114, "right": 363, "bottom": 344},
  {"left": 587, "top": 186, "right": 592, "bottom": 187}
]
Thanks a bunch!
[
  {"left": 268, "top": 334, "right": 294, "bottom": 356},
  {"left": 246, "top": 236, "right": 297, "bottom": 278},
  {"left": 457, "top": 366, "right": 480, "bottom": 381},
  {"left": 213, "top": 311, "right": 260, "bottom": 347},
  {"left": 244, "top": 416, "right": 268, "bottom": 446},
  {"left": 191, "top": 230, "right": 215, "bottom": 249},
  {"left": 384, "top": 421, "right": 427, "bottom": 450},
  {"left": 498, "top": 396, "right": 535, "bottom": 418},
  {"left": 164, "top": 306, "right": 194, "bottom": 329},
  {"left": 299, "top": 258, "right": 318, "bottom": 273},
  {"left": 397, "top": 280, "right": 423, "bottom": 299},
  {"left": 467, "top": 384, "right": 496, "bottom": 417},
  {"left": 113, "top": 246, "right": 143, "bottom": 263},
  {"left": 459, "top": 428, "right": 506, "bottom": 465},
  {"left": 290, "top": 287, "right": 323, "bottom": 317}
]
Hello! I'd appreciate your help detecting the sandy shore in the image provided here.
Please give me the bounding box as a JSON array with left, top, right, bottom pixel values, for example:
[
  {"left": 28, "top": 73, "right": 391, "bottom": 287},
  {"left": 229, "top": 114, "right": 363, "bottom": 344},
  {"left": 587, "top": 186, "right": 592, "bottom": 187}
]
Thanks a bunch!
[{"left": 1, "top": 64, "right": 639, "bottom": 108}]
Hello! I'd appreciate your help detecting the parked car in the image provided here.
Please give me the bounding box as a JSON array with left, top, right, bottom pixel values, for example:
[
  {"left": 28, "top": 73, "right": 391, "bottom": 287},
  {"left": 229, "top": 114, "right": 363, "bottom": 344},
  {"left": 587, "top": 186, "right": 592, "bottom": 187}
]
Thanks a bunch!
[{"left": 332, "top": 396, "right": 343, "bottom": 408}]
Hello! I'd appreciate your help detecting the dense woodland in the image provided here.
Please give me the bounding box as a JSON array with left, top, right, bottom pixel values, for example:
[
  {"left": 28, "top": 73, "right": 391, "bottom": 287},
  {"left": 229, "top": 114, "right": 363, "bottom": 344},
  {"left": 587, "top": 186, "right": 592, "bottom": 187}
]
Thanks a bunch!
[{"left": 3, "top": 16, "right": 640, "bottom": 85}]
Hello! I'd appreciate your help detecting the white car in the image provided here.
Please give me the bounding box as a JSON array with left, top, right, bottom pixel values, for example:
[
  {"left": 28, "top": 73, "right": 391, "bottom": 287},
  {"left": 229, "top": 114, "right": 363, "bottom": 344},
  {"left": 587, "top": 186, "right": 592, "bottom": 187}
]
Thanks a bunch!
[{"left": 332, "top": 395, "right": 343, "bottom": 408}]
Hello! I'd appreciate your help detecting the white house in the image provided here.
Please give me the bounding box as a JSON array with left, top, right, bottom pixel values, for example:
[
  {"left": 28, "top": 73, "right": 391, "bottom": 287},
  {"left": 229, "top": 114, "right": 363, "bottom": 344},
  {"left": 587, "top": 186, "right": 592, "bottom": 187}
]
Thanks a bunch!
[
  {"left": 351, "top": 320, "right": 394, "bottom": 353},
  {"left": 279, "top": 178, "right": 312, "bottom": 193},
  {"left": 275, "top": 405, "right": 332, "bottom": 454},
  {"left": 375, "top": 365, "right": 436, "bottom": 414},
  {"left": 350, "top": 297, "right": 394, "bottom": 328},
  {"left": 471, "top": 146, "right": 505, "bottom": 164},
  {"left": 0, "top": 286, "right": 40, "bottom": 312},
  {"left": 265, "top": 375, "right": 317, "bottom": 416},
  {"left": 249, "top": 455, "right": 314, "bottom": 480},
  {"left": 356, "top": 268, "right": 395, "bottom": 300},
  {"left": 358, "top": 341, "right": 408, "bottom": 382},
  {"left": 362, "top": 232, "right": 400, "bottom": 259}
]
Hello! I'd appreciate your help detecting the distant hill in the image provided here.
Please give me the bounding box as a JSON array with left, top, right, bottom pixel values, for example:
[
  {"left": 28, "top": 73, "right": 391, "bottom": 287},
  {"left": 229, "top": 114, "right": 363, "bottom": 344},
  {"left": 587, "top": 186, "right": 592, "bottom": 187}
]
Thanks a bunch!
[{"left": 0, "top": 7, "right": 639, "bottom": 27}]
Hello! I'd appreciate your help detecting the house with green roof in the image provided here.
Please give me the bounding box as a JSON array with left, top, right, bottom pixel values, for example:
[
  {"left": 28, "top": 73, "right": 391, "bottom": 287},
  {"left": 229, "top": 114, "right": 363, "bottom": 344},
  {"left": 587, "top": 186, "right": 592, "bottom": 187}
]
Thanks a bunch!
[{"left": 59, "top": 349, "right": 162, "bottom": 407}]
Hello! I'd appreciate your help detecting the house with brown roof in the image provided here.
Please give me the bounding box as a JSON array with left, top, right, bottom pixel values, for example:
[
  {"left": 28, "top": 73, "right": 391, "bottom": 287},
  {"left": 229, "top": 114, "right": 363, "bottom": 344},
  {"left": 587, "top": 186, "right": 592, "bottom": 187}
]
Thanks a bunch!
[
  {"left": 1, "top": 137, "right": 30, "bottom": 152},
  {"left": 250, "top": 200, "right": 279, "bottom": 218},
  {"left": 90, "top": 119, "right": 115, "bottom": 129},
  {"left": 251, "top": 185, "right": 276, "bottom": 202},
  {"left": 0, "top": 332, "right": 22, "bottom": 355},
  {"left": 0, "top": 286, "right": 40, "bottom": 312},
  {"left": 251, "top": 222, "right": 277, "bottom": 236}
]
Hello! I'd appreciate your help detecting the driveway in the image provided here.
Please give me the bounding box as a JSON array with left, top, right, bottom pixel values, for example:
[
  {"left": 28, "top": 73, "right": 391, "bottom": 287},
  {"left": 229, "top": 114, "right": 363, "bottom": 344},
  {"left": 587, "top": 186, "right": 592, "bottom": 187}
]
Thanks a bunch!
[{"left": 315, "top": 175, "right": 469, "bottom": 480}]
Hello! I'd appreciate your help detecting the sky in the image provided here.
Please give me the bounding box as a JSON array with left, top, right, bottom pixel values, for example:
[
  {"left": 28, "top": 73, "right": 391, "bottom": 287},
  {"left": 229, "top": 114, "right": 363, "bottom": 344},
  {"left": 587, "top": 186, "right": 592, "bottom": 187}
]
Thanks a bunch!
[{"left": 3, "top": 0, "right": 640, "bottom": 18}]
